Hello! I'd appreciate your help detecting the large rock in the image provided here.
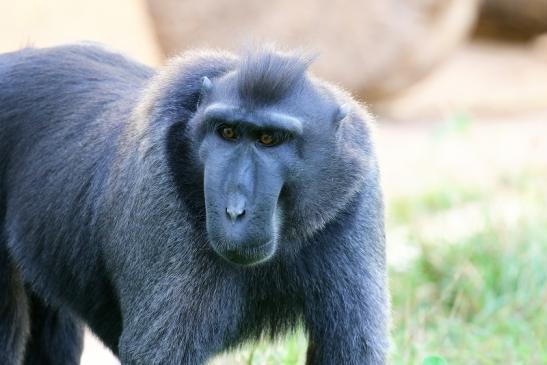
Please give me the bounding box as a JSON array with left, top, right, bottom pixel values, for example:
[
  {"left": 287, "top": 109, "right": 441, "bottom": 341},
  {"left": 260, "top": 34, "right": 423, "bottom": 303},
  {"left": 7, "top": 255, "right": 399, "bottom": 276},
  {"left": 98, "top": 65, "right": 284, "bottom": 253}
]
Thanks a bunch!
[
  {"left": 0, "top": 0, "right": 161, "bottom": 66},
  {"left": 375, "top": 41, "right": 547, "bottom": 119},
  {"left": 146, "top": 0, "right": 480, "bottom": 100},
  {"left": 475, "top": 0, "right": 547, "bottom": 41}
]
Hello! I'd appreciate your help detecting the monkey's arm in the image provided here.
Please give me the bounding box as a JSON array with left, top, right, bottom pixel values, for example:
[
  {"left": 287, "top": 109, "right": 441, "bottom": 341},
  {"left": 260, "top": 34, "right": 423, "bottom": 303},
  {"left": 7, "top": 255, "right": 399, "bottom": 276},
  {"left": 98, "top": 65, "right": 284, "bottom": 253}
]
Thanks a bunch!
[
  {"left": 116, "top": 270, "right": 243, "bottom": 365},
  {"left": 302, "top": 189, "right": 389, "bottom": 365}
]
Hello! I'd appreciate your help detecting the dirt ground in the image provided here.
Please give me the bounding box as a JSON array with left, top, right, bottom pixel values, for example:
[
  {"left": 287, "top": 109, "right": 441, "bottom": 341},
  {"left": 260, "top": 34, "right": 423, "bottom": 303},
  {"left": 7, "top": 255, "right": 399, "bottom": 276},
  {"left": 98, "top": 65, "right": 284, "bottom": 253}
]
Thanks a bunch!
[{"left": 0, "top": 0, "right": 545, "bottom": 363}]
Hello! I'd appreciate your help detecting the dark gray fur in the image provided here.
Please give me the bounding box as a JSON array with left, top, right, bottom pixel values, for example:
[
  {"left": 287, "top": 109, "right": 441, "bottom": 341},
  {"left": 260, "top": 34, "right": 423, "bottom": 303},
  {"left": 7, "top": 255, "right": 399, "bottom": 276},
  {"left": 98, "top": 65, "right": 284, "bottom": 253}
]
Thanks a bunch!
[
  {"left": 236, "top": 47, "right": 312, "bottom": 105},
  {"left": 0, "top": 43, "right": 389, "bottom": 364}
]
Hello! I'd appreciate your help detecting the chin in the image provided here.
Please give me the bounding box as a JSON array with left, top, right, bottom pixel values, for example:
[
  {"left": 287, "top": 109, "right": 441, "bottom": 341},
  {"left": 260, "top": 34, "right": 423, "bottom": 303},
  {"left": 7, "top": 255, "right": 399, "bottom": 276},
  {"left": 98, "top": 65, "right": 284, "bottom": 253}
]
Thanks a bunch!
[{"left": 212, "top": 239, "right": 277, "bottom": 266}]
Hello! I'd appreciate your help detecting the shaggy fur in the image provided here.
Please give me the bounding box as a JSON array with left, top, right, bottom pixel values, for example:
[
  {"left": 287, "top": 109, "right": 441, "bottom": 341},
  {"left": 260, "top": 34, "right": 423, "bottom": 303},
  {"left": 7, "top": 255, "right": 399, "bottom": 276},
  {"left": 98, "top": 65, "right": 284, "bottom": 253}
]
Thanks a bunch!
[{"left": 0, "top": 44, "right": 389, "bottom": 364}]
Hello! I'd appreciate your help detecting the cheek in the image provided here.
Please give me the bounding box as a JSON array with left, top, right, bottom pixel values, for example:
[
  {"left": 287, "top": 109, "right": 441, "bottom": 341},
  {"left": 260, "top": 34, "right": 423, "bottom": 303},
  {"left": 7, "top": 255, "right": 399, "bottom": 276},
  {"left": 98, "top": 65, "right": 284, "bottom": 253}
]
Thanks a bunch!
[
  {"left": 203, "top": 167, "right": 225, "bottom": 242},
  {"left": 280, "top": 139, "right": 334, "bottom": 200},
  {"left": 198, "top": 138, "right": 211, "bottom": 163},
  {"left": 261, "top": 145, "right": 300, "bottom": 181},
  {"left": 203, "top": 161, "right": 226, "bottom": 208}
]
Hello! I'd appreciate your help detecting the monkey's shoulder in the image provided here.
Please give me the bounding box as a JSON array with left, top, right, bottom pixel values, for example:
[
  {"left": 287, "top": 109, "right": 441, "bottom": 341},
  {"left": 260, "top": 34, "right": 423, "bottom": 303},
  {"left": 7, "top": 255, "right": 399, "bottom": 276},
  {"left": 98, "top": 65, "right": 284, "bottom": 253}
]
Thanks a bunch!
[{"left": 0, "top": 43, "right": 153, "bottom": 93}]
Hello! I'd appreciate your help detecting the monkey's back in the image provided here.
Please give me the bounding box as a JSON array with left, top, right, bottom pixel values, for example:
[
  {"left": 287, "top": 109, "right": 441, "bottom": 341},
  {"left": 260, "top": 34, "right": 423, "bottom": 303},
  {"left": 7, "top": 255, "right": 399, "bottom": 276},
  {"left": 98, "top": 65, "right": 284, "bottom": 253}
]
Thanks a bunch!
[
  {"left": 0, "top": 44, "right": 154, "bottom": 315},
  {"left": 0, "top": 43, "right": 153, "bottom": 168},
  {"left": 0, "top": 43, "right": 154, "bottom": 201}
]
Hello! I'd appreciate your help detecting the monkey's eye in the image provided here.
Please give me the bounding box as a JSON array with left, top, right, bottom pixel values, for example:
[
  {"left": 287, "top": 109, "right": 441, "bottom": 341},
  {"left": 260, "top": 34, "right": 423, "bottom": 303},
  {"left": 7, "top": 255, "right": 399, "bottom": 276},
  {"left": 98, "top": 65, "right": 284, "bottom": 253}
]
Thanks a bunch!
[
  {"left": 258, "top": 132, "right": 280, "bottom": 147},
  {"left": 218, "top": 125, "right": 237, "bottom": 141}
]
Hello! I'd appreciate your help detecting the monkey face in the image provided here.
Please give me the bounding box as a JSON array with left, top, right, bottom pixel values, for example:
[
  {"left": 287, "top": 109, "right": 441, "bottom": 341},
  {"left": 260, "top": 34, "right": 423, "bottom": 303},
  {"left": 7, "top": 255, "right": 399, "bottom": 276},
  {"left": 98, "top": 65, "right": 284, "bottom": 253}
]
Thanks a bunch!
[
  {"left": 182, "top": 57, "right": 367, "bottom": 266},
  {"left": 197, "top": 105, "right": 301, "bottom": 266}
]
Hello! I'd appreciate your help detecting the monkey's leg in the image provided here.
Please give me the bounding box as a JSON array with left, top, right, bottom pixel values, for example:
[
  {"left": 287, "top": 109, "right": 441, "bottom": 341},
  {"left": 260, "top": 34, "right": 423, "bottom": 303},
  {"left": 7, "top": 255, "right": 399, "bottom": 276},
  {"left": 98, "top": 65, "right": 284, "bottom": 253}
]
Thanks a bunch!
[
  {"left": 23, "top": 292, "right": 84, "bottom": 365},
  {"left": 0, "top": 247, "right": 30, "bottom": 365}
]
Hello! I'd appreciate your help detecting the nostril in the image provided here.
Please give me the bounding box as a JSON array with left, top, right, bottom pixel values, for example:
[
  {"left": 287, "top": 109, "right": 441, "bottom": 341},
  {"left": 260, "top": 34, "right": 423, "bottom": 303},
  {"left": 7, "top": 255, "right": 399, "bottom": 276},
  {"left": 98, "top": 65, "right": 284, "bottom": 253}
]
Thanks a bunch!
[{"left": 226, "top": 207, "right": 245, "bottom": 223}]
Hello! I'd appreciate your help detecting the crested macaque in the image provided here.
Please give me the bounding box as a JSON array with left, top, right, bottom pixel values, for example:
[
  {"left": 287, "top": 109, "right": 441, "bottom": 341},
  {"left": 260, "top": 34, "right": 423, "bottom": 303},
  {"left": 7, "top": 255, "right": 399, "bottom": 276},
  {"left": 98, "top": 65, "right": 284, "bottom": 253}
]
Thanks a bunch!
[{"left": 0, "top": 44, "right": 389, "bottom": 364}]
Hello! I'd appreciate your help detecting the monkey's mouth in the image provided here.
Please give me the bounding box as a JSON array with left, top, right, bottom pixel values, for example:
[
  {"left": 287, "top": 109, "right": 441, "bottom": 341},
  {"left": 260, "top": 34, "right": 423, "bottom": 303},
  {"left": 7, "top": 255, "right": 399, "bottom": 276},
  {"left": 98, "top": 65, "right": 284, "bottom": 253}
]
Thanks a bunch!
[{"left": 214, "top": 240, "right": 276, "bottom": 266}]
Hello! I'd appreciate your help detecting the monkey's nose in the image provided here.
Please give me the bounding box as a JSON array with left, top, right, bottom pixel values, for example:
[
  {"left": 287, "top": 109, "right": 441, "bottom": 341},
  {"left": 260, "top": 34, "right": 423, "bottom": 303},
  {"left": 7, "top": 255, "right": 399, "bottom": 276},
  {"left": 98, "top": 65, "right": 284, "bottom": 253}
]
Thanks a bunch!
[
  {"left": 226, "top": 206, "right": 245, "bottom": 223},
  {"left": 226, "top": 192, "right": 247, "bottom": 223}
]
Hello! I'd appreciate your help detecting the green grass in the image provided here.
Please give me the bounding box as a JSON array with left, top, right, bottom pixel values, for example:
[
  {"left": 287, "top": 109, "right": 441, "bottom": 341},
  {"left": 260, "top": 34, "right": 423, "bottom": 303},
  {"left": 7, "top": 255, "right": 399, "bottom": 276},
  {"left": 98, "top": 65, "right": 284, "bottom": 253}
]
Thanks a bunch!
[
  {"left": 389, "top": 183, "right": 483, "bottom": 225},
  {"left": 211, "top": 169, "right": 547, "bottom": 365},
  {"left": 390, "top": 169, "right": 546, "bottom": 364},
  {"left": 390, "top": 216, "right": 547, "bottom": 364}
]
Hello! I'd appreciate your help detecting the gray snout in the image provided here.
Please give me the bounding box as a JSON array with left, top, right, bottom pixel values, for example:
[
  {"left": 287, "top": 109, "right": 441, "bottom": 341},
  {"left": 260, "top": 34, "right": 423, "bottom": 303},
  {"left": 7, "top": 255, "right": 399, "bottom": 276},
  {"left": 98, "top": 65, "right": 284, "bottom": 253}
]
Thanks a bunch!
[
  {"left": 204, "top": 149, "right": 283, "bottom": 265},
  {"left": 211, "top": 200, "right": 278, "bottom": 266},
  {"left": 226, "top": 193, "right": 246, "bottom": 223}
]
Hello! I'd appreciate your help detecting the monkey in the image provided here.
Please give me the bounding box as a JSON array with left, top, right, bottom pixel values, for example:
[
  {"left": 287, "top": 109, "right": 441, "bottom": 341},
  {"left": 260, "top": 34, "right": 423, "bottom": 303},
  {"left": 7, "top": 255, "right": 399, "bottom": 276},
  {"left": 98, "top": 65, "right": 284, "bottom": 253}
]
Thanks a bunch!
[{"left": 0, "top": 43, "right": 389, "bottom": 364}]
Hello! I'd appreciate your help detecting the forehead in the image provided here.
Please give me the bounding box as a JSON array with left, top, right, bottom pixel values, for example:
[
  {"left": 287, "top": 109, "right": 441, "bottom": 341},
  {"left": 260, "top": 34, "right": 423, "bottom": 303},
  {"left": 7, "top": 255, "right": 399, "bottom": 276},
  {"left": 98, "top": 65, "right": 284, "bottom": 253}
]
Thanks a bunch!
[
  {"left": 208, "top": 71, "right": 336, "bottom": 126},
  {"left": 203, "top": 102, "right": 303, "bottom": 134}
]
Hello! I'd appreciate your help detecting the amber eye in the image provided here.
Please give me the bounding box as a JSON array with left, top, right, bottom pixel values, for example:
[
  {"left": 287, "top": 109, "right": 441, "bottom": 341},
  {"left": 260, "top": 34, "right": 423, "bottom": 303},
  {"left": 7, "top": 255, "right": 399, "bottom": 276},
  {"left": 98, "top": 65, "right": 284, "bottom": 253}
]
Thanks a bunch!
[
  {"left": 259, "top": 133, "right": 275, "bottom": 146},
  {"left": 220, "top": 125, "right": 237, "bottom": 140}
]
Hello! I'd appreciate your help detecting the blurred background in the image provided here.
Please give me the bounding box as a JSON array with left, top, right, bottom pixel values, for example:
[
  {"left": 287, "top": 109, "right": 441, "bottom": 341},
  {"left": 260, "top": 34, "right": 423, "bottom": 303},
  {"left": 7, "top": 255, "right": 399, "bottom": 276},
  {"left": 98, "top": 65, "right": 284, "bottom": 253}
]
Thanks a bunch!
[{"left": 1, "top": 0, "right": 545, "bottom": 364}]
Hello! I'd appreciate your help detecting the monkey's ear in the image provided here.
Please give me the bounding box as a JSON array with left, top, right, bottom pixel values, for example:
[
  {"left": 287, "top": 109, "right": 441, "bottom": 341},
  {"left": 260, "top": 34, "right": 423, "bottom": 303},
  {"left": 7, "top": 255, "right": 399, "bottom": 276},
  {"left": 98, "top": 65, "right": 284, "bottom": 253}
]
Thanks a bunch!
[
  {"left": 334, "top": 103, "right": 350, "bottom": 127},
  {"left": 200, "top": 76, "right": 213, "bottom": 96},
  {"left": 198, "top": 76, "right": 213, "bottom": 106}
]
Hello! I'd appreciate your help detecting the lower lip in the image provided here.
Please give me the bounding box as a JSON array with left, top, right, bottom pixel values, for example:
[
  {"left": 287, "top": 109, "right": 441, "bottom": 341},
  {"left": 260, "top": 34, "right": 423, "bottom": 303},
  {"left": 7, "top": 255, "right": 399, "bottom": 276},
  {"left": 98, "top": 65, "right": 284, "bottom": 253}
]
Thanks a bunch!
[
  {"left": 243, "top": 240, "right": 274, "bottom": 251},
  {"left": 220, "top": 240, "right": 276, "bottom": 265}
]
